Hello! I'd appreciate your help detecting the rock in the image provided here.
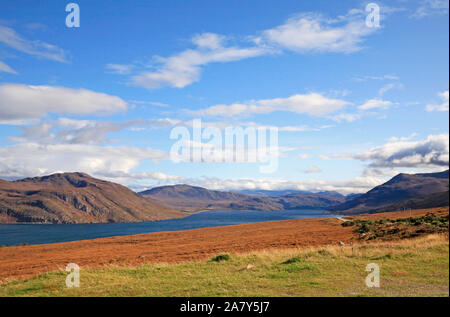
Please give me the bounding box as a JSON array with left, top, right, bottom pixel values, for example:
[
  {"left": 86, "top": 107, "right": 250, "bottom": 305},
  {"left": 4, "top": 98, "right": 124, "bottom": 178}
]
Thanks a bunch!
[{"left": 246, "top": 264, "right": 254, "bottom": 270}]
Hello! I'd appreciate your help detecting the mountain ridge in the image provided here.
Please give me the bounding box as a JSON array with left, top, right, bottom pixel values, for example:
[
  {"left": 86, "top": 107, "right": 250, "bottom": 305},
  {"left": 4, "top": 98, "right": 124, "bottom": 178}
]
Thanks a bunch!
[
  {"left": 0, "top": 172, "right": 183, "bottom": 224},
  {"left": 330, "top": 170, "right": 449, "bottom": 214},
  {"left": 140, "top": 185, "right": 345, "bottom": 211}
]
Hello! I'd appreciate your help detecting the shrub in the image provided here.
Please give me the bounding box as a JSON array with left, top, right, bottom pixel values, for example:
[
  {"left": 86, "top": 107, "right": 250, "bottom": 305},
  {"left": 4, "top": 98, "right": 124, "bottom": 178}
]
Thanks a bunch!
[
  {"left": 358, "top": 223, "right": 370, "bottom": 234},
  {"left": 210, "top": 254, "right": 230, "bottom": 262},
  {"left": 282, "top": 257, "right": 301, "bottom": 265}
]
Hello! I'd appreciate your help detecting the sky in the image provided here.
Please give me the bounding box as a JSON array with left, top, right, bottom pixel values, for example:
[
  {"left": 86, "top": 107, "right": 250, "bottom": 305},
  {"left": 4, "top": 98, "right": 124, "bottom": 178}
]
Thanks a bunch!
[{"left": 0, "top": 0, "right": 448, "bottom": 194}]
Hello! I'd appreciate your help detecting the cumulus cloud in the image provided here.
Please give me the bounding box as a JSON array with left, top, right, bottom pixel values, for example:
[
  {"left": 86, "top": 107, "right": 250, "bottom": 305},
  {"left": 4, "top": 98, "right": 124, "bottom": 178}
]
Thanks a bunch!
[
  {"left": 185, "top": 174, "right": 387, "bottom": 195},
  {"left": 193, "top": 93, "right": 349, "bottom": 117},
  {"left": 355, "top": 134, "right": 449, "bottom": 168},
  {"left": 131, "top": 33, "right": 267, "bottom": 89},
  {"left": 111, "top": 9, "right": 380, "bottom": 90},
  {"left": 0, "top": 25, "right": 68, "bottom": 62},
  {"left": 0, "top": 143, "right": 168, "bottom": 181},
  {"left": 96, "top": 171, "right": 186, "bottom": 188},
  {"left": 0, "top": 61, "right": 17, "bottom": 74},
  {"left": 358, "top": 98, "right": 393, "bottom": 110},
  {"left": 11, "top": 117, "right": 189, "bottom": 144},
  {"left": 12, "top": 118, "right": 134, "bottom": 145},
  {"left": 0, "top": 83, "right": 128, "bottom": 120},
  {"left": 426, "top": 90, "right": 449, "bottom": 112},
  {"left": 259, "top": 12, "right": 377, "bottom": 54}
]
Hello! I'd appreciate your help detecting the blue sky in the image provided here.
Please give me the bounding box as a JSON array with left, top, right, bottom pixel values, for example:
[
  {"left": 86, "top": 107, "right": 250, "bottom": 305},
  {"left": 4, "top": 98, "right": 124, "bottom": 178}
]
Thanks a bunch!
[{"left": 0, "top": 0, "right": 448, "bottom": 194}]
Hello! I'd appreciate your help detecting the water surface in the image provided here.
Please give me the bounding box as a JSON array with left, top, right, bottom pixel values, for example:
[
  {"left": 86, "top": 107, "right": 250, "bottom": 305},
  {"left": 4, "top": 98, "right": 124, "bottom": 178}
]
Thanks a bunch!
[{"left": 0, "top": 209, "right": 336, "bottom": 246}]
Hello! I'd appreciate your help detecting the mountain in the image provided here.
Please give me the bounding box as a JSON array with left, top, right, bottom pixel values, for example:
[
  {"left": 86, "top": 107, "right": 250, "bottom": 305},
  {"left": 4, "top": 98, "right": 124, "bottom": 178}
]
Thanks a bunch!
[
  {"left": 371, "top": 191, "right": 449, "bottom": 212},
  {"left": 140, "top": 184, "right": 345, "bottom": 211},
  {"left": 140, "top": 185, "right": 255, "bottom": 211},
  {"left": 0, "top": 173, "right": 183, "bottom": 224},
  {"left": 235, "top": 189, "right": 310, "bottom": 197},
  {"left": 330, "top": 170, "right": 449, "bottom": 214},
  {"left": 345, "top": 193, "right": 364, "bottom": 201},
  {"left": 236, "top": 189, "right": 345, "bottom": 199}
]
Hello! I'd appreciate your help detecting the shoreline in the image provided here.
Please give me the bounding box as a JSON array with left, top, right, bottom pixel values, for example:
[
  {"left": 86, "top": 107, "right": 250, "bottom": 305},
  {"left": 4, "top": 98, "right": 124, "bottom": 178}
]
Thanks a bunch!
[
  {"left": 0, "top": 209, "right": 336, "bottom": 247},
  {"left": 0, "top": 207, "right": 447, "bottom": 282}
]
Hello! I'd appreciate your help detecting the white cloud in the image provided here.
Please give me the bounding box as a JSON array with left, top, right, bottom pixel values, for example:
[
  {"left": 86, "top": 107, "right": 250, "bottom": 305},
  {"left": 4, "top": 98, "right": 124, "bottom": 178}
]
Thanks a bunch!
[
  {"left": 130, "top": 100, "right": 170, "bottom": 108},
  {"left": 0, "top": 61, "right": 17, "bottom": 74},
  {"left": 186, "top": 174, "right": 386, "bottom": 195},
  {"left": 426, "top": 90, "right": 449, "bottom": 112},
  {"left": 353, "top": 74, "right": 400, "bottom": 82},
  {"left": 359, "top": 98, "right": 393, "bottom": 110},
  {"left": 260, "top": 12, "right": 377, "bottom": 53},
  {"left": 97, "top": 171, "right": 186, "bottom": 187},
  {"left": 387, "top": 133, "right": 418, "bottom": 143},
  {"left": 319, "top": 153, "right": 353, "bottom": 161},
  {"left": 0, "top": 143, "right": 168, "bottom": 181},
  {"left": 131, "top": 33, "right": 267, "bottom": 89},
  {"left": 0, "top": 83, "right": 128, "bottom": 120},
  {"left": 378, "top": 82, "right": 403, "bottom": 96},
  {"left": 330, "top": 113, "right": 362, "bottom": 122},
  {"left": 106, "top": 63, "right": 135, "bottom": 75},
  {"left": 355, "top": 134, "right": 449, "bottom": 168},
  {"left": 194, "top": 93, "right": 349, "bottom": 117},
  {"left": 11, "top": 117, "right": 191, "bottom": 144},
  {"left": 12, "top": 118, "right": 136, "bottom": 145},
  {"left": 303, "top": 165, "right": 322, "bottom": 174},
  {"left": 298, "top": 154, "right": 310, "bottom": 159},
  {"left": 0, "top": 25, "right": 67, "bottom": 62},
  {"left": 111, "top": 9, "right": 381, "bottom": 90},
  {"left": 411, "top": 0, "right": 449, "bottom": 19}
]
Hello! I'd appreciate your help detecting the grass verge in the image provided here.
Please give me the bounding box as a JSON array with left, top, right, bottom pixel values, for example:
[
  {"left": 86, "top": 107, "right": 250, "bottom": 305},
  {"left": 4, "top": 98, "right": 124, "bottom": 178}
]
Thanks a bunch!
[{"left": 0, "top": 234, "right": 448, "bottom": 297}]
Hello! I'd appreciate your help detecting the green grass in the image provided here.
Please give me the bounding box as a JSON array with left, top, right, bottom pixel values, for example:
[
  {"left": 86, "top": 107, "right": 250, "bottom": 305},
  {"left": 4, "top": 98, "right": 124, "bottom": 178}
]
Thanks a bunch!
[
  {"left": 343, "top": 213, "right": 449, "bottom": 241},
  {"left": 0, "top": 234, "right": 448, "bottom": 297}
]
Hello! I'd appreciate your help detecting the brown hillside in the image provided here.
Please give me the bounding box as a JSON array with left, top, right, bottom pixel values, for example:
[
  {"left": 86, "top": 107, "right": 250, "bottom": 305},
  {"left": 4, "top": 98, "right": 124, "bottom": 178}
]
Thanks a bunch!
[{"left": 0, "top": 173, "right": 184, "bottom": 224}]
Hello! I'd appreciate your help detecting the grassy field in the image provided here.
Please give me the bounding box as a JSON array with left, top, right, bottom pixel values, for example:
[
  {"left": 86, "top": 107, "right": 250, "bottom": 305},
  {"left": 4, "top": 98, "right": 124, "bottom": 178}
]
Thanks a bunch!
[{"left": 1, "top": 234, "right": 448, "bottom": 297}]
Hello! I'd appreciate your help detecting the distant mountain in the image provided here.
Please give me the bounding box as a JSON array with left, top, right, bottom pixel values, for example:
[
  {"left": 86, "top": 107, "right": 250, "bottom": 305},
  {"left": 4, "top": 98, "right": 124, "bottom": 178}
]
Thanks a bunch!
[
  {"left": 330, "top": 170, "right": 449, "bottom": 214},
  {"left": 140, "top": 184, "right": 345, "bottom": 211},
  {"left": 235, "top": 189, "right": 309, "bottom": 197},
  {"left": 316, "top": 191, "right": 345, "bottom": 199},
  {"left": 0, "top": 173, "right": 183, "bottom": 224},
  {"left": 235, "top": 189, "right": 346, "bottom": 199},
  {"left": 345, "top": 193, "right": 364, "bottom": 201}
]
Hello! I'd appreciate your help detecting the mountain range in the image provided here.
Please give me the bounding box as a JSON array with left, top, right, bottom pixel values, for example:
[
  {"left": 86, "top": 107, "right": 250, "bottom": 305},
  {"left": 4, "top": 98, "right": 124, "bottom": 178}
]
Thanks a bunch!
[
  {"left": 0, "top": 170, "right": 448, "bottom": 223},
  {"left": 329, "top": 170, "right": 449, "bottom": 214},
  {"left": 139, "top": 185, "right": 346, "bottom": 212},
  {"left": 0, "top": 173, "right": 183, "bottom": 224}
]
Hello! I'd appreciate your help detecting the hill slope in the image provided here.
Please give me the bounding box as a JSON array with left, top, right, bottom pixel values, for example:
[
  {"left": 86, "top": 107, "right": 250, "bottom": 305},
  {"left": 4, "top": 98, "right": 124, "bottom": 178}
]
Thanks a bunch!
[
  {"left": 0, "top": 173, "right": 183, "bottom": 224},
  {"left": 140, "top": 185, "right": 345, "bottom": 211},
  {"left": 331, "top": 170, "right": 449, "bottom": 214}
]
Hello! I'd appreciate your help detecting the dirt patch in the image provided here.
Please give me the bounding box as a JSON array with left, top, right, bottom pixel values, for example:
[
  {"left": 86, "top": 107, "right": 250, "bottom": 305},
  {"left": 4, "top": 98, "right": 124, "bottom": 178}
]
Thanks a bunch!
[{"left": 0, "top": 207, "right": 447, "bottom": 282}]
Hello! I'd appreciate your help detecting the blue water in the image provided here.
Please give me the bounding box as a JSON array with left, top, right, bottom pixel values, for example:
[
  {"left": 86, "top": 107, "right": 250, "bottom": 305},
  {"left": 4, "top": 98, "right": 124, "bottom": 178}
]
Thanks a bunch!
[{"left": 0, "top": 209, "right": 335, "bottom": 246}]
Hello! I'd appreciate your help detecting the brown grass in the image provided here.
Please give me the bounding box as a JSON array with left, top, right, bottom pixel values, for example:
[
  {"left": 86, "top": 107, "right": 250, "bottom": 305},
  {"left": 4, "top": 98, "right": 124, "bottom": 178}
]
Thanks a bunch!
[{"left": 0, "top": 207, "right": 447, "bottom": 282}]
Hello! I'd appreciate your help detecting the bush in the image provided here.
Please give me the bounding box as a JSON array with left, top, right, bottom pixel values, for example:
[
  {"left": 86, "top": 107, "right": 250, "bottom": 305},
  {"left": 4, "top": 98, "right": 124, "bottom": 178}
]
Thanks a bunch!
[
  {"left": 358, "top": 223, "right": 371, "bottom": 234},
  {"left": 282, "top": 257, "right": 301, "bottom": 265},
  {"left": 210, "top": 254, "right": 230, "bottom": 262}
]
